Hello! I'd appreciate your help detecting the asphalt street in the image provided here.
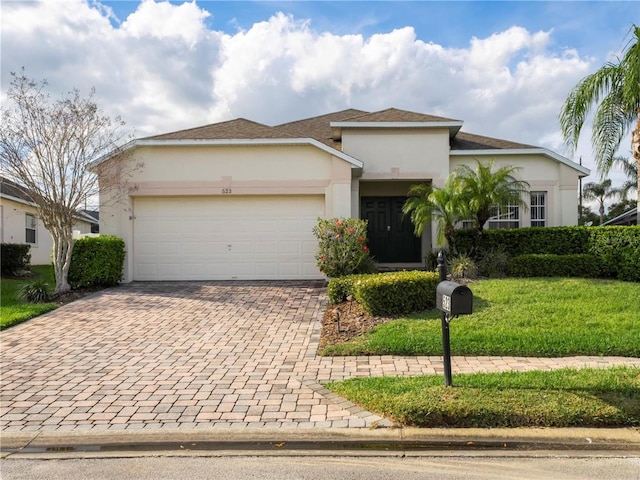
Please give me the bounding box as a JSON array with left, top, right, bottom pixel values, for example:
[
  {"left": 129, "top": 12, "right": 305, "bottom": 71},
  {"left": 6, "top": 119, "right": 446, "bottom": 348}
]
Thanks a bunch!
[{"left": 2, "top": 454, "right": 640, "bottom": 480}]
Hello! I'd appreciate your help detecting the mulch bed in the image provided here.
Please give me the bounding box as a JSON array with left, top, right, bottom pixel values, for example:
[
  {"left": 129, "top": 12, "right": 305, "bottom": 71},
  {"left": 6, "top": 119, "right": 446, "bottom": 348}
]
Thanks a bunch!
[{"left": 318, "top": 300, "right": 394, "bottom": 352}]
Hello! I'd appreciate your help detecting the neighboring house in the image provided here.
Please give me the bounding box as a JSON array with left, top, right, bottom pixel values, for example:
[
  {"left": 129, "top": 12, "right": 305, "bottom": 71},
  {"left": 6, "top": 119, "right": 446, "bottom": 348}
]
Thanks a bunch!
[
  {"left": 601, "top": 207, "right": 638, "bottom": 226},
  {"left": 0, "top": 177, "right": 95, "bottom": 265},
  {"left": 94, "top": 108, "right": 590, "bottom": 282},
  {"left": 82, "top": 210, "right": 100, "bottom": 234}
]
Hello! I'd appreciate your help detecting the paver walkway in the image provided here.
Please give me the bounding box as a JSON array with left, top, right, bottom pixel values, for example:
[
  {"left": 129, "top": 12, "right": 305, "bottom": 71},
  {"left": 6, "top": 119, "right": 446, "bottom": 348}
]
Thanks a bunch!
[{"left": 2, "top": 282, "right": 639, "bottom": 433}]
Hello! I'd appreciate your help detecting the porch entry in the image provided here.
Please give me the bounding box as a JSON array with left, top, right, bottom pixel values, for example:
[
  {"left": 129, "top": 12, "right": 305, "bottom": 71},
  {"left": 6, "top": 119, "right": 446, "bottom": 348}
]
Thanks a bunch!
[{"left": 360, "top": 196, "right": 421, "bottom": 263}]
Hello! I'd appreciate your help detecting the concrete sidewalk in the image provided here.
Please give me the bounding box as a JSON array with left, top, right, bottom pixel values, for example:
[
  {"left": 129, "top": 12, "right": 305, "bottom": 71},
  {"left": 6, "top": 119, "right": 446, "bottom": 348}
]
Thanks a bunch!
[{"left": 2, "top": 281, "right": 639, "bottom": 441}]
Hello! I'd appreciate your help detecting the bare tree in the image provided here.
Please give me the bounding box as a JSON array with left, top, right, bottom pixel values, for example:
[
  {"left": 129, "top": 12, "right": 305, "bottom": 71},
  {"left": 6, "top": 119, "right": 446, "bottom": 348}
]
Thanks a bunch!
[{"left": 0, "top": 69, "right": 132, "bottom": 294}]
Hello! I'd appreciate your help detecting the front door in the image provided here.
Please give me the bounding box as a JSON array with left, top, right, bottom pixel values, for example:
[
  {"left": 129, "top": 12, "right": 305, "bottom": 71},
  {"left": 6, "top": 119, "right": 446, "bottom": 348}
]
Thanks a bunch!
[{"left": 360, "top": 197, "right": 421, "bottom": 263}]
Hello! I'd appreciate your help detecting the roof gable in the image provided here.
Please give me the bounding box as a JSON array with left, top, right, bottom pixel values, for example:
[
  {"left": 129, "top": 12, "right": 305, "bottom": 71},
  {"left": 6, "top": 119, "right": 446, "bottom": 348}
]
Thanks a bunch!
[
  {"left": 342, "top": 107, "right": 460, "bottom": 123},
  {"left": 146, "top": 118, "right": 277, "bottom": 141}
]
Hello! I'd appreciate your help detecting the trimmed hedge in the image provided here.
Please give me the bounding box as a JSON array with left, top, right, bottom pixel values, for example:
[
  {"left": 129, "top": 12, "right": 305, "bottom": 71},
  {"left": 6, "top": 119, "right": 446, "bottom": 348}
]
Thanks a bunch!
[
  {"left": 1, "top": 243, "right": 32, "bottom": 275},
  {"left": 68, "top": 235, "right": 125, "bottom": 288},
  {"left": 328, "top": 271, "right": 440, "bottom": 317},
  {"left": 454, "top": 226, "right": 640, "bottom": 282},
  {"left": 589, "top": 227, "right": 640, "bottom": 282},
  {"left": 508, "top": 254, "right": 602, "bottom": 278},
  {"left": 454, "top": 227, "right": 590, "bottom": 256}
]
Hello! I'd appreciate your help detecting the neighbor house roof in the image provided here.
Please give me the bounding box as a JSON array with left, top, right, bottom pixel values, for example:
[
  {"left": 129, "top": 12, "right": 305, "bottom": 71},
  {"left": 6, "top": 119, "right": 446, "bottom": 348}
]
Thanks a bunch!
[
  {"left": 0, "top": 177, "right": 97, "bottom": 224},
  {"left": 0, "top": 177, "right": 37, "bottom": 205},
  {"left": 601, "top": 207, "right": 638, "bottom": 226}
]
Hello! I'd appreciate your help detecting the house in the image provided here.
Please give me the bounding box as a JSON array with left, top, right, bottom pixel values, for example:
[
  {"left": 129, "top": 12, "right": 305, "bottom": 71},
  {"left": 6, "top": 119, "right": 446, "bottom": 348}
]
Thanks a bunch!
[
  {"left": 94, "top": 108, "right": 590, "bottom": 282},
  {"left": 601, "top": 207, "right": 638, "bottom": 226},
  {"left": 0, "top": 177, "right": 95, "bottom": 265}
]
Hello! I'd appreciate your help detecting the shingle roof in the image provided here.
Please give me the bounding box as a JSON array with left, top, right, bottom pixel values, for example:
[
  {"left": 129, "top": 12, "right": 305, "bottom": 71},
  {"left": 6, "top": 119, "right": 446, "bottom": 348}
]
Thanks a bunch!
[
  {"left": 336, "top": 107, "right": 460, "bottom": 123},
  {"left": 146, "top": 118, "right": 277, "bottom": 141},
  {"left": 450, "top": 131, "right": 537, "bottom": 150},
  {"left": 142, "top": 108, "right": 536, "bottom": 152},
  {"left": 273, "top": 109, "right": 368, "bottom": 147},
  {"left": 0, "top": 177, "right": 34, "bottom": 204}
]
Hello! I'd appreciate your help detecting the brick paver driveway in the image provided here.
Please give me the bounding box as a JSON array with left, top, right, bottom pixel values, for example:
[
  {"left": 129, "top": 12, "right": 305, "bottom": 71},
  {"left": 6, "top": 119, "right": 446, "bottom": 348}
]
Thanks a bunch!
[{"left": 2, "top": 282, "right": 639, "bottom": 433}]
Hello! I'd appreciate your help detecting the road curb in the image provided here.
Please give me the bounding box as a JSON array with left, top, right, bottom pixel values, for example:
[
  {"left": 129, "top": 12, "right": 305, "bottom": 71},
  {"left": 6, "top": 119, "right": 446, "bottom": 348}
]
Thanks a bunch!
[{"left": 2, "top": 427, "right": 639, "bottom": 458}]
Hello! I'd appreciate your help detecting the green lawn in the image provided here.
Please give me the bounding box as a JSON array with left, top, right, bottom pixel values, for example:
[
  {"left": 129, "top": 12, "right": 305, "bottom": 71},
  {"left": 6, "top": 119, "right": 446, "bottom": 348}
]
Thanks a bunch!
[
  {"left": 326, "top": 367, "right": 640, "bottom": 427},
  {"left": 322, "top": 278, "right": 640, "bottom": 357},
  {"left": 1, "top": 265, "right": 58, "bottom": 329}
]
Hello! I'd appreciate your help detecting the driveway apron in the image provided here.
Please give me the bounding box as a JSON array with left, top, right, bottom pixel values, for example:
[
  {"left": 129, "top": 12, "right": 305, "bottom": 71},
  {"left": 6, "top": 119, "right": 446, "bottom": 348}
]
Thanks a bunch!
[{"left": 2, "top": 282, "right": 639, "bottom": 433}]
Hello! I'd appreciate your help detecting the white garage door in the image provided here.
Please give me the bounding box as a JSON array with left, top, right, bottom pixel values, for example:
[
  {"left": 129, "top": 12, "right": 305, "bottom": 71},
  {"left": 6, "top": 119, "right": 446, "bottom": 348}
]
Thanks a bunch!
[{"left": 133, "top": 196, "right": 324, "bottom": 281}]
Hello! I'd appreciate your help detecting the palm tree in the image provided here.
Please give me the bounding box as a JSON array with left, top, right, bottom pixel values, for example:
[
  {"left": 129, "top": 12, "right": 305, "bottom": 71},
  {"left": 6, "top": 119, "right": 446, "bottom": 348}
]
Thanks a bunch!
[
  {"left": 602, "top": 156, "right": 637, "bottom": 200},
  {"left": 402, "top": 176, "right": 468, "bottom": 250},
  {"left": 582, "top": 179, "right": 619, "bottom": 224},
  {"left": 559, "top": 24, "right": 640, "bottom": 224},
  {"left": 454, "top": 160, "right": 530, "bottom": 232}
]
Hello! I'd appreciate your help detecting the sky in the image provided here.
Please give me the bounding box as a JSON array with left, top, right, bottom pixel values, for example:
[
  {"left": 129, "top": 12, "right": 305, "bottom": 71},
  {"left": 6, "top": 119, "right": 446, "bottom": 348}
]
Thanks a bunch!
[{"left": 1, "top": 0, "right": 639, "bottom": 198}]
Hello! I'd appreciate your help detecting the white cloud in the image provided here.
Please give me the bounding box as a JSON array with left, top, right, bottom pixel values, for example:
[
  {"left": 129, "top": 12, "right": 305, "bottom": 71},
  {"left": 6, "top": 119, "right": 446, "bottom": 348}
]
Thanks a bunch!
[
  {"left": 121, "top": 0, "right": 210, "bottom": 47},
  {"left": 2, "top": 0, "right": 603, "bottom": 171}
]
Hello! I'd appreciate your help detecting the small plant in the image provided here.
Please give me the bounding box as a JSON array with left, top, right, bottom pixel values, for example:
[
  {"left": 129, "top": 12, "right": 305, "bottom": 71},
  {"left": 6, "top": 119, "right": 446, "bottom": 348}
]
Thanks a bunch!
[
  {"left": 313, "top": 217, "right": 376, "bottom": 278},
  {"left": 477, "top": 246, "right": 509, "bottom": 278},
  {"left": 17, "top": 280, "right": 52, "bottom": 303},
  {"left": 449, "top": 254, "right": 478, "bottom": 280}
]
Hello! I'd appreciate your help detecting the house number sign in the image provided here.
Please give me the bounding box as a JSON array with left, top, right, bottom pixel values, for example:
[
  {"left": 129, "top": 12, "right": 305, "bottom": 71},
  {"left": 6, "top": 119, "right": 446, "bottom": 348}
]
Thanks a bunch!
[{"left": 222, "top": 188, "right": 232, "bottom": 194}]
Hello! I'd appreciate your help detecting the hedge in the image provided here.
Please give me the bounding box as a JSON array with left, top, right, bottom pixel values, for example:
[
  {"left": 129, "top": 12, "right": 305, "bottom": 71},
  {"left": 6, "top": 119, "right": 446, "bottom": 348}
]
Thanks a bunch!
[
  {"left": 454, "top": 226, "right": 640, "bottom": 281},
  {"left": 68, "top": 235, "right": 125, "bottom": 288},
  {"left": 1, "top": 243, "right": 31, "bottom": 275},
  {"left": 589, "top": 227, "right": 640, "bottom": 282},
  {"left": 454, "top": 227, "right": 591, "bottom": 257},
  {"left": 508, "top": 254, "right": 602, "bottom": 278},
  {"left": 328, "top": 271, "right": 440, "bottom": 317}
]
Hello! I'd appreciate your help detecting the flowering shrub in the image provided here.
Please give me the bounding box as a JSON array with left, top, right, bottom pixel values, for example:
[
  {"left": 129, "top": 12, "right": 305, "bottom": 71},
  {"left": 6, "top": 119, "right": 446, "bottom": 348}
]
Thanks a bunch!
[{"left": 313, "top": 217, "right": 375, "bottom": 277}]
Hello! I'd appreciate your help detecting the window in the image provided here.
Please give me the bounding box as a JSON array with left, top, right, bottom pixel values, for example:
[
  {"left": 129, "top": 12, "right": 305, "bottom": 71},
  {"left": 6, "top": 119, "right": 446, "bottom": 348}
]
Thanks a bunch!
[
  {"left": 530, "top": 192, "right": 546, "bottom": 227},
  {"left": 488, "top": 204, "right": 520, "bottom": 229},
  {"left": 25, "top": 213, "right": 36, "bottom": 244}
]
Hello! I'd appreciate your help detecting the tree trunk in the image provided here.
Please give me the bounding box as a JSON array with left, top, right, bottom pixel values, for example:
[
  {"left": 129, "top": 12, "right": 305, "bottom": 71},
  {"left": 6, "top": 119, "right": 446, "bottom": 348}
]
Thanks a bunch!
[
  {"left": 632, "top": 114, "right": 640, "bottom": 225},
  {"left": 52, "top": 228, "right": 74, "bottom": 295}
]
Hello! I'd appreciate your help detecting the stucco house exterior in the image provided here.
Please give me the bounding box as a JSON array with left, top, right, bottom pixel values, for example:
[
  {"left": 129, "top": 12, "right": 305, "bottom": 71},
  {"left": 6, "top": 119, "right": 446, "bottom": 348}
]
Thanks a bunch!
[
  {"left": 0, "top": 177, "right": 95, "bottom": 265},
  {"left": 95, "top": 108, "right": 589, "bottom": 282}
]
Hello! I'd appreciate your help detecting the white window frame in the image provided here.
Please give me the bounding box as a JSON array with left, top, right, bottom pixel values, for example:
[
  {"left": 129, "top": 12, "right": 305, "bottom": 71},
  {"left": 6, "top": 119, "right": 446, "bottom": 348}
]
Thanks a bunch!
[
  {"left": 25, "top": 213, "right": 37, "bottom": 244},
  {"left": 488, "top": 203, "right": 520, "bottom": 229},
  {"left": 530, "top": 191, "right": 546, "bottom": 227}
]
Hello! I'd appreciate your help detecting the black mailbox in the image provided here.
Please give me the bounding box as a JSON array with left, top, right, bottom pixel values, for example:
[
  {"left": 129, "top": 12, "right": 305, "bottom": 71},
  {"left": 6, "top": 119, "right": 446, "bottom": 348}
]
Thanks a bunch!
[{"left": 436, "top": 281, "right": 473, "bottom": 317}]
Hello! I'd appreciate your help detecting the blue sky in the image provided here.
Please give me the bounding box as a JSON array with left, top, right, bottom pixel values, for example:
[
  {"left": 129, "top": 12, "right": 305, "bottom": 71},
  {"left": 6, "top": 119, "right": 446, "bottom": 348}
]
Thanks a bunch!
[
  {"left": 100, "top": 1, "right": 637, "bottom": 56},
  {"left": 2, "top": 1, "right": 639, "bottom": 193}
]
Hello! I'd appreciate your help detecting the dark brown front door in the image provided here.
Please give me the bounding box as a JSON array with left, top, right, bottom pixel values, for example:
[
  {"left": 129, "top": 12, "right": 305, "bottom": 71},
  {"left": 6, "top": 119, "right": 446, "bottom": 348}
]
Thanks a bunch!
[{"left": 360, "top": 197, "right": 421, "bottom": 263}]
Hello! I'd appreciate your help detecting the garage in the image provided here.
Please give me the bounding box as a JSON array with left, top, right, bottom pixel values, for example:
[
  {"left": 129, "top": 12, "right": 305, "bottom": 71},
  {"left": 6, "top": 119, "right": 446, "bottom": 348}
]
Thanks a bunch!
[{"left": 133, "top": 195, "right": 324, "bottom": 281}]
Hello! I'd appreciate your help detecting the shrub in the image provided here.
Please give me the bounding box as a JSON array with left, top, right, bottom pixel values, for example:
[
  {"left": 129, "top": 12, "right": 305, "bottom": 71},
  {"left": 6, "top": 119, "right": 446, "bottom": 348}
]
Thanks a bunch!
[
  {"left": 588, "top": 227, "right": 640, "bottom": 281},
  {"left": 454, "top": 226, "right": 639, "bottom": 282},
  {"left": 477, "top": 246, "right": 509, "bottom": 278},
  {"left": 1, "top": 243, "right": 31, "bottom": 275},
  {"left": 449, "top": 254, "right": 478, "bottom": 280},
  {"left": 68, "top": 235, "right": 125, "bottom": 288},
  {"left": 17, "top": 280, "right": 52, "bottom": 303},
  {"left": 454, "top": 227, "right": 591, "bottom": 258},
  {"left": 313, "top": 217, "right": 375, "bottom": 277},
  {"left": 328, "top": 271, "right": 440, "bottom": 316},
  {"left": 508, "top": 254, "right": 602, "bottom": 278}
]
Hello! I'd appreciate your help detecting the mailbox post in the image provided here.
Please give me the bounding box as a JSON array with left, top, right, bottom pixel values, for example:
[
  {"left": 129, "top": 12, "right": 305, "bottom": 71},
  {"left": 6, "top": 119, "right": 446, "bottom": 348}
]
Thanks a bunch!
[
  {"left": 437, "top": 251, "right": 453, "bottom": 386},
  {"left": 436, "top": 251, "right": 473, "bottom": 387}
]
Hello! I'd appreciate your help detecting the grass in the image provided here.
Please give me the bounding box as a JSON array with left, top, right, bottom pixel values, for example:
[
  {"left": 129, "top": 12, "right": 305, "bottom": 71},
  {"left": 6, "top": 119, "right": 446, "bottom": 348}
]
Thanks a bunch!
[
  {"left": 1, "top": 265, "right": 58, "bottom": 329},
  {"left": 326, "top": 367, "right": 640, "bottom": 427},
  {"left": 322, "top": 278, "right": 640, "bottom": 357}
]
